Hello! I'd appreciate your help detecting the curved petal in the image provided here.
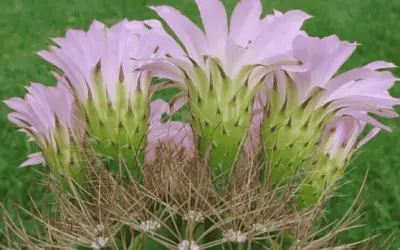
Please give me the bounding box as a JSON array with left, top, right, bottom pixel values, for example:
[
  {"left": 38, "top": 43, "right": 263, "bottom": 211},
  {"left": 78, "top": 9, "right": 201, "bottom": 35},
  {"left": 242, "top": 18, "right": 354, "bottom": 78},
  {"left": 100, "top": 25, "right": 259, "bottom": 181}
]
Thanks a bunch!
[
  {"left": 292, "top": 34, "right": 357, "bottom": 90},
  {"left": 195, "top": 0, "right": 228, "bottom": 59},
  {"left": 19, "top": 153, "right": 45, "bottom": 168},
  {"left": 137, "top": 61, "right": 185, "bottom": 83},
  {"left": 3, "top": 97, "right": 28, "bottom": 113},
  {"left": 230, "top": 0, "right": 262, "bottom": 47},
  {"left": 357, "top": 127, "right": 380, "bottom": 148},
  {"left": 348, "top": 112, "right": 392, "bottom": 132},
  {"left": 140, "top": 24, "right": 186, "bottom": 57},
  {"left": 365, "top": 61, "right": 397, "bottom": 70},
  {"left": 149, "top": 5, "right": 207, "bottom": 63},
  {"left": 244, "top": 10, "right": 312, "bottom": 65}
]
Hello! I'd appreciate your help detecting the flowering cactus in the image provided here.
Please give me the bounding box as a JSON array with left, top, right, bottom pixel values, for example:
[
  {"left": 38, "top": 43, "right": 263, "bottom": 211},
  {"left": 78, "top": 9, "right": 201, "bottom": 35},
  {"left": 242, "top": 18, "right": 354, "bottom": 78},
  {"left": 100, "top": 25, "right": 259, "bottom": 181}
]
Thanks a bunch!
[
  {"left": 3, "top": 0, "right": 400, "bottom": 248},
  {"left": 4, "top": 82, "right": 85, "bottom": 181},
  {"left": 37, "top": 20, "right": 161, "bottom": 167},
  {"left": 140, "top": 0, "right": 311, "bottom": 177},
  {"left": 256, "top": 34, "right": 399, "bottom": 204}
]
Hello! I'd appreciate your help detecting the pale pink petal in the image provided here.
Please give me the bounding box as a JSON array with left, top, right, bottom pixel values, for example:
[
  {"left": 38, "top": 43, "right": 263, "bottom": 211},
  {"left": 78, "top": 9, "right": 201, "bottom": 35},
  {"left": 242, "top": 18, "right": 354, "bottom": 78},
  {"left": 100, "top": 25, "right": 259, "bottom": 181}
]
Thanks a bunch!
[
  {"left": 19, "top": 153, "right": 45, "bottom": 168},
  {"left": 244, "top": 10, "right": 312, "bottom": 64},
  {"left": 150, "top": 5, "right": 207, "bottom": 63},
  {"left": 195, "top": 0, "right": 228, "bottom": 59},
  {"left": 273, "top": 9, "right": 283, "bottom": 16},
  {"left": 230, "top": 0, "right": 262, "bottom": 47},
  {"left": 223, "top": 38, "right": 246, "bottom": 76},
  {"left": 364, "top": 61, "right": 397, "bottom": 70},
  {"left": 320, "top": 116, "right": 362, "bottom": 159},
  {"left": 324, "top": 68, "right": 392, "bottom": 90},
  {"left": 146, "top": 121, "right": 195, "bottom": 162},
  {"left": 357, "top": 127, "right": 381, "bottom": 149},
  {"left": 137, "top": 61, "right": 185, "bottom": 83},
  {"left": 292, "top": 34, "right": 357, "bottom": 98},
  {"left": 349, "top": 112, "right": 392, "bottom": 132},
  {"left": 319, "top": 78, "right": 400, "bottom": 108},
  {"left": 8, "top": 113, "right": 31, "bottom": 129},
  {"left": 3, "top": 98, "right": 28, "bottom": 113},
  {"left": 142, "top": 20, "right": 187, "bottom": 57},
  {"left": 36, "top": 50, "right": 63, "bottom": 69},
  {"left": 89, "top": 20, "right": 107, "bottom": 30}
]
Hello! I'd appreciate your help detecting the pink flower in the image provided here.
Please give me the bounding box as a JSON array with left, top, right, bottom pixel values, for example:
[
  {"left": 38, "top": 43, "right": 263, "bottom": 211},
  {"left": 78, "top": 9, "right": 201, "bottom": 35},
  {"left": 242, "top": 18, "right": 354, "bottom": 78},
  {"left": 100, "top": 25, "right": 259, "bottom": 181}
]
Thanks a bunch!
[
  {"left": 254, "top": 33, "right": 399, "bottom": 197},
  {"left": 37, "top": 20, "right": 158, "bottom": 106},
  {"left": 255, "top": 34, "right": 399, "bottom": 150},
  {"left": 137, "top": 0, "right": 311, "bottom": 170},
  {"left": 290, "top": 34, "right": 400, "bottom": 127},
  {"left": 4, "top": 82, "right": 84, "bottom": 171},
  {"left": 141, "top": 0, "right": 311, "bottom": 81},
  {"left": 37, "top": 19, "right": 170, "bottom": 163}
]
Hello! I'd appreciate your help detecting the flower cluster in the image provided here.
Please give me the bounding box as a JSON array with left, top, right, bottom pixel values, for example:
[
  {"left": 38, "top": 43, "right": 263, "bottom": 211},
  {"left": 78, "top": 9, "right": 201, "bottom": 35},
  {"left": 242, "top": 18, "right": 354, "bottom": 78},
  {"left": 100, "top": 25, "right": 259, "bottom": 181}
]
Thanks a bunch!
[
  {"left": 5, "top": 0, "right": 399, "bottom": 207},
  {"left": 3, "top": 0, "right": 399, "bottom": 248}
]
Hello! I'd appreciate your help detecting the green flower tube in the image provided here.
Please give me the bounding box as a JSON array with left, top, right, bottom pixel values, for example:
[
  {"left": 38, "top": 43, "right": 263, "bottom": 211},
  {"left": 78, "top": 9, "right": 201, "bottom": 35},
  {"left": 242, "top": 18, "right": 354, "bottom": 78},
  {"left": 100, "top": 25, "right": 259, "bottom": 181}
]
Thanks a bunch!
[
  {"left": 253, "top": 34, "right": 399, "bottom": 204},
  {"left": 4, "top": 82, "right": 85, "bottom": 182},
  {"left": 38, "top": 20, "right": 162, "bottom": 168}
]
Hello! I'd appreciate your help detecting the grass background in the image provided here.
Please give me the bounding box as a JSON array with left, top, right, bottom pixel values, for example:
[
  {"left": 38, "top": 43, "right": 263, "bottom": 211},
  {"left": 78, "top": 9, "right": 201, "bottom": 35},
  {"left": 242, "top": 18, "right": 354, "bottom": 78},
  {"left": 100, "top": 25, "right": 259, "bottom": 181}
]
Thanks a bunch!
[{"left": 0, "top": 0, "right": 399, "bottom": 247}]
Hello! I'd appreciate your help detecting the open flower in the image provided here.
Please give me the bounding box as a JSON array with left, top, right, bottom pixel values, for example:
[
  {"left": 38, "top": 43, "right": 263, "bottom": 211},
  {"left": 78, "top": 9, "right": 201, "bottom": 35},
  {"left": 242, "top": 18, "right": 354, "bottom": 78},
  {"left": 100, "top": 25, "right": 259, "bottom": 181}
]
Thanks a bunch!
[
  {"left": 139, "top": 0, "right": 311, "bottom": 175},
  {"left": 37, "top": 19, "right": 162, "bottom": 166},
  {"left": 4, "top": 82, "right": 85, "bottom": 180},
  {"left": 257, "top": 34, "right": 399, "bottom": 201}
]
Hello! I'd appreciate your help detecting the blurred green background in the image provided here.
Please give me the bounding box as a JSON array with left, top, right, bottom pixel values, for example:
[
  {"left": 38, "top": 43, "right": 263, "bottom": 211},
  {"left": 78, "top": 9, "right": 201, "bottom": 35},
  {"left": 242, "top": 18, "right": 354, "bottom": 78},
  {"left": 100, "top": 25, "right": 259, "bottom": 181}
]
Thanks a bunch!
[{"left": 0, "top": 0, "right": 399, "bottom": 248}]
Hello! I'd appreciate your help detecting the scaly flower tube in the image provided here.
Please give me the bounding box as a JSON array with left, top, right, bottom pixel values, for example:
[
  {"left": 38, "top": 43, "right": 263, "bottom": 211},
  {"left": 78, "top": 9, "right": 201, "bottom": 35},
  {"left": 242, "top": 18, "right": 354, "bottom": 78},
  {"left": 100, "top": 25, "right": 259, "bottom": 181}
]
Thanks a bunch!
[
  {"left": 139, "top": 0, "right": 311, "bottom": 176},
  {"left": 298, "top": 115, "right": 381, "bottom": 205},
  {"left": 37, "top": 20, "right": 161, "bottom": 167},
  {"left": 256, "top": 34, "right": 399, "bottom": 203},
  {"left": 4, "top": 82, "right": 85, "bottom": 181}
]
